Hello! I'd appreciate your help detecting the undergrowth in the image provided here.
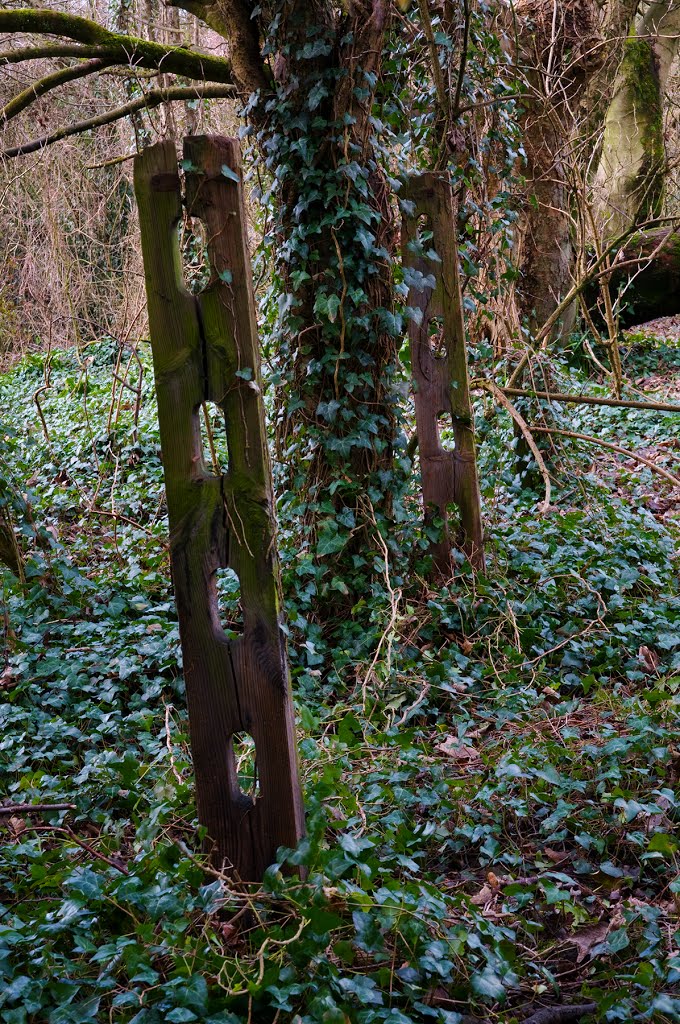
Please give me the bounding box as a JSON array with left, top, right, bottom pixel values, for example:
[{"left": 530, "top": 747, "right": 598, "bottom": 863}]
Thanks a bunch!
[{"left": 0, "top": 338, "right": 679, "bottom": 1023}]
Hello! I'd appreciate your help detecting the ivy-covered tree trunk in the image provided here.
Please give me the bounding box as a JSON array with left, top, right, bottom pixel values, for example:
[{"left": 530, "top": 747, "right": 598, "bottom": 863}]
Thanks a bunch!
[
  {"left": 174, "top": 2, "right": 401, "bottom": 568},
  {"left": 593, "top": 0, "right": 680, "bottom": 240},
  {"left": 265, "top": 5, "right": 398, "bottom": 508}
]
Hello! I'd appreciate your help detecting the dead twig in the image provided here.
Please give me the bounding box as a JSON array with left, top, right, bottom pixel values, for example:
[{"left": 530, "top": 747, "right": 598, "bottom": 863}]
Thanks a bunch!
[
  {"left": 531, "top": 426, "right": 680, "bottom": 488},
  {"left": 498, "top": 387, "right": 680, "bottom": 415},
  {"left": 0, "top": 802, "right": 76, "bottom": 814},
  {"left": 23, "top": 825, "right": 129, "bottom": 874},
  {"left": 164, "top": 702, "right": 185, "bottom": 786},
  {"left": 478, "top": 380, "right": 552, "bottom": 510}
]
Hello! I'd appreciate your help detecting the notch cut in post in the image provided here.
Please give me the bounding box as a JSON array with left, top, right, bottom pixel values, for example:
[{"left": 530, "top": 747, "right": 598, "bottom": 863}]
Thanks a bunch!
[
  {"left": 402, "top": 174, "right": 485, "bottom": 575},
  {"left": 134, "top": 136, "right": 304, "bottom": 882}
]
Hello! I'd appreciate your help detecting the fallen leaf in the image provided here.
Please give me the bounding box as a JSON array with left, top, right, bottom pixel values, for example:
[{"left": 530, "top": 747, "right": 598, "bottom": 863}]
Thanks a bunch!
[
  {"left": 218, "top": 922, "right": 239, "bottom": 945},
  {"left": 639, "top": 645, "right": 659, "bottom": 674},
  {"left": 471, "top": 883, "right": 494, "bottom": 906},
  {"left": 436, "top": 736, "right": 481, "bottom": 761},
  {"left": 0, "top": 667, "right": 15, "bottom": 690},
  {"left": 566, "top": 921, "right": 609, "bottom": 963},
  {"left": 544, "top": 847, "right": 570, "bottom": 864}
]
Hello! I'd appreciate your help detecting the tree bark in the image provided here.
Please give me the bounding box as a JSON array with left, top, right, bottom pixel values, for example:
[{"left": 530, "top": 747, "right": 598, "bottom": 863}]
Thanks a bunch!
[
  {"left": 593, "top": 0, "right": 680, "bottom": 240},
  {"left": 0, "top": 517, "right": 23, "bottom": 579},
  {"left": 514, "top": 0, "right": 602, "bottom": 341}
]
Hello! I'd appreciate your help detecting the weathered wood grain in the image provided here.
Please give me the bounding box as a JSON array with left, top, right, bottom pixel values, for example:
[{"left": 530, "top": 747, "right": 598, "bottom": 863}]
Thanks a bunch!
[
  {"left": 134, "top": 137, "right": 304, "bottom": 881},
  {"left": 402, "top": 174, "right": 485, "bottom": 575}
]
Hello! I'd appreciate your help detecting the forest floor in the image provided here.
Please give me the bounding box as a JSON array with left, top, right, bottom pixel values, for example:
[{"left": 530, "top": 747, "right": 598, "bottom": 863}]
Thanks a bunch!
[{"left": 0, "top": 334, "right": 679, "bottom": 1024}]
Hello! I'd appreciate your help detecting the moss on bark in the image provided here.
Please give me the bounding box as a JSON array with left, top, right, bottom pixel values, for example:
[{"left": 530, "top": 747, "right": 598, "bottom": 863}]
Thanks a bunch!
[{"left": 0, "top": 9, "right": 234, "bottom": 83}]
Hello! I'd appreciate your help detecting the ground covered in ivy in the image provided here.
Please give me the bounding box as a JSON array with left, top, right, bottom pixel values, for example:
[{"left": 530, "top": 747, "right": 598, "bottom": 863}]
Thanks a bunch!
[{"left": 1, "top": 338, "right": 679, "bottom": 1023}]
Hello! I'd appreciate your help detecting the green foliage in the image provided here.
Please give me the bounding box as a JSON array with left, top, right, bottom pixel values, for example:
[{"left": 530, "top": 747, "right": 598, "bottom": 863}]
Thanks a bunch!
[
  {"left": 1, "top": 339, "right": 679, "bottom": 1021},
  {"left": 249, "top": 1, "right": 521, "bottom": 609}
]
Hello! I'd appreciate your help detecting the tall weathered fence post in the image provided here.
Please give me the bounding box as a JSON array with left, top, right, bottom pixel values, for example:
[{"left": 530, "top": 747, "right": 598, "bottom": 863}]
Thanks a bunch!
[
  {"left": 402, "top": 174, "right": 485, "bottom": 575},
  {"left": 134, "top": 136, "right": 304, "bottom": 881}
]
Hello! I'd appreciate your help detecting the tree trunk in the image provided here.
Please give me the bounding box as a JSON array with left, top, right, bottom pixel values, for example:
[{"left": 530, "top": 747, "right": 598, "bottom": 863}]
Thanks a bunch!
[
  {"left": 172, "top": 2, "right": 401, "bottom": 566},
  {"left": 593, "top": 0, "right": 680, "bottom": 240},
  {"left": 517, "top": 115, "right": 576, "bottom": 341},
  {"left": 0, "top": 517, "right": 23, "bottom": 579},
  {"left": 514, "top": 0, "right": 602, "bottom": 341}
]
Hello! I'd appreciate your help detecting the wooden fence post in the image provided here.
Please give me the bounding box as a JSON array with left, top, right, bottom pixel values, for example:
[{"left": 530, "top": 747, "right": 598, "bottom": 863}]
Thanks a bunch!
[
  {"left": 134, "top": 136, "right": 304, "bottom": 881},
  {"left": 402, "top": 174, "right": 485, "bottom": 575}
]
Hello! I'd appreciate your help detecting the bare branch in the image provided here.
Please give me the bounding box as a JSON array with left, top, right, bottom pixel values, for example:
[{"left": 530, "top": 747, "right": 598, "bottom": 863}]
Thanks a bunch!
[
  {"left": 0, "top": 43, "right": 107, "bottom": 64},
  {"left": 3, "top": 84, "right": 236, "bottom": 158},
  {"left": 452, "top": 0, "right": 470, "bottom": 116},
  {"left": 1, "top": 58, "right": 115, "bottom": 123},
  {"left": 478, "top": 378, "right": 552, "bottom": 510},
  {"left": 499, "top": 388, "right": 680, "bottom": 415},
  {"left": 417, "top": 0, "right": 447, "bottom": 114},
  {"left": 531, "top": 426, "right": 680, "bottom": 489},
  {"left": 0, "top": 9, "right": 234, "bottom": 84},
  {"left": 0, "top": 802, "right": 76, "bottom": 814}
]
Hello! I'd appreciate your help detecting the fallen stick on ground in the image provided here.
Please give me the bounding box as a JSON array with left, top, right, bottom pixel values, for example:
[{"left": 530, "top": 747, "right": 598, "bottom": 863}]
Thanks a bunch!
[
  {"left": 531, "top": 426, "right": 680, "bottom": 487},
  {"left": 498, "top": 387, "right": 680, "bottom": 414},
  {"left": 0, "top": 802, "right": 76, "bottom": 814}
]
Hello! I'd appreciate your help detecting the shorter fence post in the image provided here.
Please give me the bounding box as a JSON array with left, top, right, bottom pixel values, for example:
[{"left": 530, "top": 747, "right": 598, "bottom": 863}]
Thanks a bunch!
[{"left": 402, "top": 173, "right": 485, "bottom": 576}]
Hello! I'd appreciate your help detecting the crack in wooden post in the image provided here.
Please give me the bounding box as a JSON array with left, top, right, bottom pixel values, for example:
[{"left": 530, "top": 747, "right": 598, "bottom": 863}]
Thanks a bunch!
[
  {"left": 134, "top": 137, "right": 304, "bottom": 882},
  {"left": 402, "top": 174, "right": 485, "bottom": 575}
]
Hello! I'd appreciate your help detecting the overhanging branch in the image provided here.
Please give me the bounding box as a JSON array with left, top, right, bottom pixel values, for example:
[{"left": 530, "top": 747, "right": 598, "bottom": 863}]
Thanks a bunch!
[
  {"left": 1, "top": 58, "right": 115, "bottom": 123},
  {"left": 0, "top": 43, "right": 108, "bottom": 64},
  {"left": 0, "top": 9, "right": 234, "bottom": 84},
  {"left": 3, "top": 84, "right": 236, "bottom": 158}
]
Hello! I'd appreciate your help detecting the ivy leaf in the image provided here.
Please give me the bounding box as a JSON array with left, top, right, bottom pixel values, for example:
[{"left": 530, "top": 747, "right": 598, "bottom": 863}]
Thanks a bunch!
[
  {"left": 355, "top": 226, "right": 375, "bottom": 253},
  {"left": 326, "top": 294, "right": 341, "bottom": 323},
  {"left": 471, "top": 967, "right": 506, "bottom": 1001},
  {"left": 220, "top": 164, "right": 239, "bottom": 183},
  {"left": 316, "top": 532, "right": 347, "bottom": 557},
  {"left": 307, "top": 81, "right": 328, "bottom": 111},
  {"left": 339, "top": 833, "right": 375, "bottom": 857},
  {"left": 647, "top": 833, "right": 678, "bottom": 856},
  {"left": 337, "top": 974, "right": 382, "bottom": 1005},
  {"left": 607, "top": 927, "right": 629, "bottom": 953}
]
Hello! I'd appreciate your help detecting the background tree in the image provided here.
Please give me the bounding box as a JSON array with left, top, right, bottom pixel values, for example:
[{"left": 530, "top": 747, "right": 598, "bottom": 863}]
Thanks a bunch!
[{"left": 593, "top": 0, "right": 680, "bottom": 240}]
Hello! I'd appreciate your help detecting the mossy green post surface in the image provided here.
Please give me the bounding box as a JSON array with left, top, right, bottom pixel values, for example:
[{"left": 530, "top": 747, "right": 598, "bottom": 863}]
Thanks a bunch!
[{"left": 134, "top": 137, "right": 304, "bottom": 882}]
